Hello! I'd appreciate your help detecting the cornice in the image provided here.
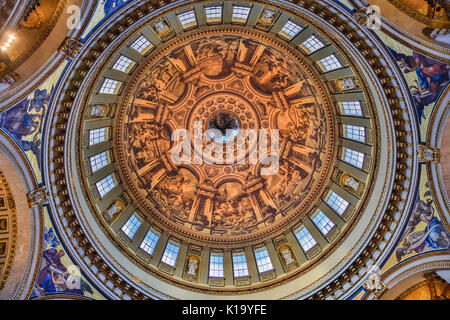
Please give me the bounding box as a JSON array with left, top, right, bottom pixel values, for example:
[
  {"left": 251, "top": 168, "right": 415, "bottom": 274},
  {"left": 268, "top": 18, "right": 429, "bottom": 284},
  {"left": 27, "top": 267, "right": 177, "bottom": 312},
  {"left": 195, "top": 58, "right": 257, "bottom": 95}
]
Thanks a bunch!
[{"left": 42, "top": 0, "right": 419, "bottom": 300}]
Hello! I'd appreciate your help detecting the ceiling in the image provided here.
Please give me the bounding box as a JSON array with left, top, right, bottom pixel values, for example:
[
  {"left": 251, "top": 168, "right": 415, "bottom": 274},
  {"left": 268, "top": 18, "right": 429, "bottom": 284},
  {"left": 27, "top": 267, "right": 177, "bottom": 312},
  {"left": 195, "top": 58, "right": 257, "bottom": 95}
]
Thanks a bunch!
[{"left": 42, "top": 0, "right": 419, "bottom": 299}]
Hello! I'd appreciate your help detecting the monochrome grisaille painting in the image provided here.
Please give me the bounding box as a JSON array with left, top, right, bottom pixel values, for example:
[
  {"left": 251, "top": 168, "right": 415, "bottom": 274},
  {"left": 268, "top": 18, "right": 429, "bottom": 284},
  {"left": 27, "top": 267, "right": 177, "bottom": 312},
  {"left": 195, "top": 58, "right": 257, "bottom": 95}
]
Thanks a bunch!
[{"left": 0, "top": 0, "right": 449, "bottom": 304}]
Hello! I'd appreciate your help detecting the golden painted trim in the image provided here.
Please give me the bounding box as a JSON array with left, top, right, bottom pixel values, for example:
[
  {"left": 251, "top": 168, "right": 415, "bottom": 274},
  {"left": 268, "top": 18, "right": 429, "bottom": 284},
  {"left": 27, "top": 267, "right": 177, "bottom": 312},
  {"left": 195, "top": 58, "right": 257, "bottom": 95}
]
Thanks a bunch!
[
  {"left": 426, "top": 85, "right": 450, "bottom": 233},
  {"left": 70, "top": 14, "right": 380, "bottom": 295},
  {"left": 0, "top": 171, "right": 18, "bottom": 292},
  {"left": 43, "top": 0, "right": 418, "bottom": 299},
  {"left": 0, "top": 129, "right": 43, "bottom": 300}
]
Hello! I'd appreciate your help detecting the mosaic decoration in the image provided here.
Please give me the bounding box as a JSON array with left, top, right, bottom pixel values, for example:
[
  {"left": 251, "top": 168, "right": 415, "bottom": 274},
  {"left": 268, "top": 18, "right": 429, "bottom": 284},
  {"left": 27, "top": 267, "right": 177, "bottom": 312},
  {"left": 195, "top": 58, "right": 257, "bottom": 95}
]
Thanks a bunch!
[
  {"left": 376, "top": 31, "right": 450, "bottom": 140},
  {"left": 381, "top": 167, "right": 450, "bottom": 273},
  {"left": 0, "top": 61, "right": 68, "bottom": 183},
  {"left": 30, "top": 207, "right": 104, "bottom": 300},
  {"left": 81, "top": 0, "right": 130, "bottom": 40}
]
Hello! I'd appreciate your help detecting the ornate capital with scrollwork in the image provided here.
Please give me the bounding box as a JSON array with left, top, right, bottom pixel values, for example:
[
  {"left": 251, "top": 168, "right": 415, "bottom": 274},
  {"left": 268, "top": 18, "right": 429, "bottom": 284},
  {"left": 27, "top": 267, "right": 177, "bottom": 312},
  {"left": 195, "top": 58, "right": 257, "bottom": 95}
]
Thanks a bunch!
[
  {"left": 27, "top": 186, "right": 49, "bottom": 207},
  {"left": 59, "top": 38, "right": 83, "bottom": 59},
  {"left": 417, "top": 144, "right": 440, "bottom": 163}
]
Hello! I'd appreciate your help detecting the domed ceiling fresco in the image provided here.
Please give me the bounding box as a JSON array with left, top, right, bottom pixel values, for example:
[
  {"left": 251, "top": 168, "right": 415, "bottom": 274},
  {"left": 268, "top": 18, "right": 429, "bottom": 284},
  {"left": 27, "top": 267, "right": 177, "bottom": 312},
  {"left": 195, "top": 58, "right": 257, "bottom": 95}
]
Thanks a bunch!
[
  {"left": 119, "top": 33, "right": 333, "bottom": 242},
  {"left": 0, "top": 0, "right": 448, "bottom": 301}
]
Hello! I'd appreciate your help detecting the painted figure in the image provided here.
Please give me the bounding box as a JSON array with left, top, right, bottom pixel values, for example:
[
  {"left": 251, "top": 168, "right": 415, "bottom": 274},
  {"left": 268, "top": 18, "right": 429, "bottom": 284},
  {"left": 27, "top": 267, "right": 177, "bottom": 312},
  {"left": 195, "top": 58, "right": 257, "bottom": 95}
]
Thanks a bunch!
[
  {"left": 396, "top": 198, "right": 450, "bottom": 261},
  {"left": 388, "top": 48, "right": 450, "bottom": 122},
  {"left": 0, "top": 88, "right": 52, "bottom": 168}
]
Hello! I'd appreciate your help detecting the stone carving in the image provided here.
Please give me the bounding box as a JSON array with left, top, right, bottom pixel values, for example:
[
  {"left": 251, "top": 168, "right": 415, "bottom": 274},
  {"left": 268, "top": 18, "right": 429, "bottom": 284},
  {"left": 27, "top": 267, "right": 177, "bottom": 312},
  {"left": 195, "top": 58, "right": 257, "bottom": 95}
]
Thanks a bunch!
[
  {"left": 60, "top": 37, "right": 83, "bottom": 59},
  {"left": 280, "top": 246, "right": 295, "bottom": 265},
  {"left": 417, "top": 144, "right": 440, "bottom": 163},
  {"left": 90, "top": 105, "right": 107, "bottom": 117},
  {"left": 187, "top": 258, "right": 198, "bottom": 276},
  {"left": 106, "top": 200, "right": 124, "bottom": 221},
  {"left": 27, "top": 186, "right": 49, "bottom": 207},
  {"left": 363, "top": 265, "right": 385, "bottom": 297}
]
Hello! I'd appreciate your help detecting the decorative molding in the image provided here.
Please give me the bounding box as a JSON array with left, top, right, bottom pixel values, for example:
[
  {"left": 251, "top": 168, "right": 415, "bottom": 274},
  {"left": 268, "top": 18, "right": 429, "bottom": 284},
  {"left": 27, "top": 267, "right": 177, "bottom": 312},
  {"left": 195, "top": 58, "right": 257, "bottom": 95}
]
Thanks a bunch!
[
  {"left": 0, "top": 129, "right": 43, "bottom": 300},
  {"left": 373, "top": 251, "right": 450, "bottom": 300},
  {"left": 59, "top": 38, "right": 83, "bottom": 60},
  {"left": 0, "top": 170, "right": 18, "bottom": 293},
  {"left": 27, "top": 186, "right": 49, "bottom": 208},
  {"left": 41, "top": 0, "right": 418, "bottom": 300}
]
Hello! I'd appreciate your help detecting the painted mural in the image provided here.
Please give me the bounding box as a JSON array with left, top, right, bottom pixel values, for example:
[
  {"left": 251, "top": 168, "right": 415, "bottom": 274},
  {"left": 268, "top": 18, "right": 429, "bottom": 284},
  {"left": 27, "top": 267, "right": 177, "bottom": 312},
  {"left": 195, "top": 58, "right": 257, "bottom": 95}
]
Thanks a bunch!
[
  {"left": 381, "top": 167, "right": 450, "bottom": 274},
  {"left": 387, "top": 48, "right": 450, "bottom": 123},
  {"left": 0, "top": 88, "right": 51, "bottom": 173},
  {"left": 376, "top": 30, "right": 450, "bottom": 142},
  {"left": 397, "top": 0, "right": 449, "bottom": 21},
  {"left": 395, "top": 181, "right": 450, "bottom": 262},
  {"left": 120, "top": 34, "right": 331, "bottom": 238},
  {"left": 30, "top": 207, "right": 104, "bottom": 300},
  {"left": 81, "top": 0, "right": 130, "bottom": 40},
  {"left": 0, "top": 60, "right": 68, "bottom": 183}
]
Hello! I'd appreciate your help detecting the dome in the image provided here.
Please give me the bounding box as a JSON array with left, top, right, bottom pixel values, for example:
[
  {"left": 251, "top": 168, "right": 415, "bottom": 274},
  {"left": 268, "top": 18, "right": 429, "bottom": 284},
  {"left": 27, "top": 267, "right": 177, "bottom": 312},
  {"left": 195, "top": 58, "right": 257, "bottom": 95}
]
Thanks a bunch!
[
  {"left": 1, "top": 0, "right": 448, "bottom": 302},
  {"left": 43, "top": 0, "right": 417, "bottom": 299}
]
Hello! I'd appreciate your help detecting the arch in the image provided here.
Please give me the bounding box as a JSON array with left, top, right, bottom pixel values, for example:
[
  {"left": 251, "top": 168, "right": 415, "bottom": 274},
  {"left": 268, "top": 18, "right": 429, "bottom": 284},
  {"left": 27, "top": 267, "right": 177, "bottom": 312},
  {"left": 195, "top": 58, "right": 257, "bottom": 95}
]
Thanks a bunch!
[
  {"left": 426, "top": 86, "right": 450, "bottom": 232},
  {"left": 372, "top": 251, "right": 450, "bottom": 300},
  {"left": 0, "top": 130, "right": 42, "bottom": 299}
]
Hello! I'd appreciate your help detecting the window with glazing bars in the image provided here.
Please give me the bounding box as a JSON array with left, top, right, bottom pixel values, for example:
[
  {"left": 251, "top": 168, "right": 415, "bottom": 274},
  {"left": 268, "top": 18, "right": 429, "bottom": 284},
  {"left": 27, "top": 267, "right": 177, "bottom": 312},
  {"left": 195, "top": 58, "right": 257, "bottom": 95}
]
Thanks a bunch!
[
  {"left": 121, "top": 214, "right": 142, "bottom": 239},
  {"left": 232, "top": 6, "right": 251, "bottom": 21},
  {"left": 99, "top": 78, "right": 120, "bottom": 94},
  {"left": 342, "top": 101, "right": 363, "bottom": 116},
  {"left": 178, "top": 10, "right": 197, "bottom": 26},
  {"left": 280, "top": 20, "right": 303, "bottom": 38},
  {"left": 327, "top": 192, "right": 349, "bottom": 215},
  {"left": 311, "top": 211, "right": 335, "bottom": 235},
  {"left": 344, "top": 148, "right": 365, "bottom": 169},
  {"left": 346, "top": 125, "right": 366, "bottom": 142},
  {"left": 130, "top": 35, "right": 151, "bottom": 53},
  {"left": 161, "top": 242, "right": 180, "bottom": 267},
  {"left": 205, "top": 6, "right": 222, "bottom": 20},
  {"left": 139, "top": 230, "right": 160, "bottom": 255},
  {"left": 112, "top": 55, "right": 134, "bottom": 73},
  {"left": 96, "top": 174, "right": 116, "bottom": 198}
]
